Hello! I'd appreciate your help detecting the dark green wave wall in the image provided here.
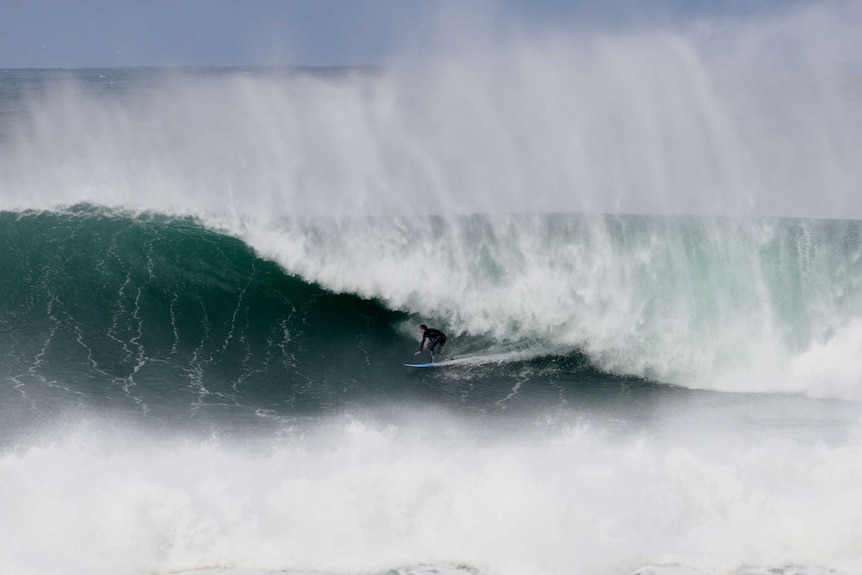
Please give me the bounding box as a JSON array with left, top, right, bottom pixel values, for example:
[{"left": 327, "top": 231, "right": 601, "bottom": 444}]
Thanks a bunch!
[{"left": 0, "top": 207, "right": 418, "bottom": 424}]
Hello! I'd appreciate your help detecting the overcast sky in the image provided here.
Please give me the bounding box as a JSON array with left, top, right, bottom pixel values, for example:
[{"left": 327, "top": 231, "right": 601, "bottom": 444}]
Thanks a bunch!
[{"left": 0, "top": 0, "right": 837, "bottom": 69}]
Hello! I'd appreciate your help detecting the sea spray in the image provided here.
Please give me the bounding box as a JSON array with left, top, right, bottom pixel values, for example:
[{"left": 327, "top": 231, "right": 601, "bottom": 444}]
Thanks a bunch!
[{"left": 2, "top": 31, "right": 861, "bottom": 219}]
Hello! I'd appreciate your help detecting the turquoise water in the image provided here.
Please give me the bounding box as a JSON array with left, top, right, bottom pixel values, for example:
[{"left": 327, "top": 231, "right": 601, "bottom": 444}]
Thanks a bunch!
[{"left": 5, "top": 208, "right": 862, "bottom": 421}]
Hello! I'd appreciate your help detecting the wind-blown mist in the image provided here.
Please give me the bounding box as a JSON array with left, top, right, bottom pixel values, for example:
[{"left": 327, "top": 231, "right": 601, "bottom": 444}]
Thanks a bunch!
[{"left": 3, "top": 27, "right": 861, "bottom": 219}]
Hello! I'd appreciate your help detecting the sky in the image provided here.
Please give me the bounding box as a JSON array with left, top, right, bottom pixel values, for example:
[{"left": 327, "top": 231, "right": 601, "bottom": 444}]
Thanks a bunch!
[{"left": 0, "top": 0, "right": 819, "bottom": 69}]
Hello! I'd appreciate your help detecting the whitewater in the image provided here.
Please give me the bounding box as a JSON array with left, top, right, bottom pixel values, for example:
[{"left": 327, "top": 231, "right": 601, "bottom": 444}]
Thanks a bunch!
[{"left": 2, "top": 7, "right": 862, "bottom": 575}]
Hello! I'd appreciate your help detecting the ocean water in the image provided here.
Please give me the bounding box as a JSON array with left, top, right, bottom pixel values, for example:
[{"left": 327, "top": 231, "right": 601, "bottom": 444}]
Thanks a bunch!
[{"left": 2, "top": 29, "right": 862, "bottom": 575}]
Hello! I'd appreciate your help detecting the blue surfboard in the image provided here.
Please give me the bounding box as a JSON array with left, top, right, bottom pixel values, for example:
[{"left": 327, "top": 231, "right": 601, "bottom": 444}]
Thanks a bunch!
[{"left": 404, "top": 362, "right": 437, "bottom": 368}]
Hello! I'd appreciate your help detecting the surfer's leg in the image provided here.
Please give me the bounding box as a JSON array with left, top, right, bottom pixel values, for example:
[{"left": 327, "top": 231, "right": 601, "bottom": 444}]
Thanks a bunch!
[
  {"left": 428, "top": 338, "right": 441, "bottom": 362},
  {"left": 437, "top": 335, "right": 452, "bottom": 360},
  {"left": 437, "top": 340, "right": 452, "bottom": 359}
]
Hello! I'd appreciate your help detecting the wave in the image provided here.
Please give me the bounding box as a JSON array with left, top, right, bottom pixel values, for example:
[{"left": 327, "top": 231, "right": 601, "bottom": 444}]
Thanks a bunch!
[
  {"left": 1, "top": 16, "right": 861, "bottom": 402},
  {"left": 0, "top": 208, "right": 413, "bottom": 420},
  {"left": 248, "top": 212, "right": 862, "bottom": 400},
  {"left": 2, "top": 208, "right": 862, "bottom": 410},
  {"left": 0, "top": 208, "right": 616, "bottom": 425}
]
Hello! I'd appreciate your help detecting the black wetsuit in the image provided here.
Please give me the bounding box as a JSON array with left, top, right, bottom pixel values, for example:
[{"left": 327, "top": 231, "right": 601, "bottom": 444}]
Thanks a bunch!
[{"left": 418, "top": 328, "right": 447, "bottom": 357}]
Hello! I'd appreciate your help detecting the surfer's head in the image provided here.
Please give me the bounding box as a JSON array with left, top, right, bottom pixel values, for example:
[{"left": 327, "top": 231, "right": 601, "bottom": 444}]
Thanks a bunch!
[{"left": 419, "top": 324, "right": 427, "bottom": 332}]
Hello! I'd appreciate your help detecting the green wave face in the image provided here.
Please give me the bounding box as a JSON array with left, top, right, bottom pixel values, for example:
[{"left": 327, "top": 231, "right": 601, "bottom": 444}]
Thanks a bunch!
[
  {"left": 0, "top": 208, "right": 415, "bottom": 424},
  {"left": 6, "top": 207, "right": 862, "bottom": 426}
]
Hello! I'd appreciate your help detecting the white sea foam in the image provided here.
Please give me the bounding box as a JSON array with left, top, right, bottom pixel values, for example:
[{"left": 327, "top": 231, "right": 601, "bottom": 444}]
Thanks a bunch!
[{"left": 1, "top": 410, "right": 861, "bottom": 575}]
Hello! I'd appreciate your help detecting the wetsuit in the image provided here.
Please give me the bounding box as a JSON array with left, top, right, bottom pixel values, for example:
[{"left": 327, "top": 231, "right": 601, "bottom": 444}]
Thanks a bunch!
[{"left": 418, "top": 328, "right": 447, "bottom": 359}]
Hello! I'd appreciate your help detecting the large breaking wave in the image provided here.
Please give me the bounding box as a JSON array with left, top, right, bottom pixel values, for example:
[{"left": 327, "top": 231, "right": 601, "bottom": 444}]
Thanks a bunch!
[
  {"left": 3, "top": 7, "right": 862, "bottom": 575},
  {"left": 2, "top": 208, "right": 862, "bottom": 406}
]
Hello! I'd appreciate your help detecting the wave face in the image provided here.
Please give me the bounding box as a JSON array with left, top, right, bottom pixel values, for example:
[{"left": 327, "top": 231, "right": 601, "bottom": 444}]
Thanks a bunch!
[
  {"left": 3, "top": 209, "right": 862, "bottom": 414},
  {"left": 3, "top": 12, "right": 862, "bottom": 574},
  {"left": 0, "top": 208, "right": 418, "bottom": 425},
  {"left": 253, "top": 212, "right": 862, "bottom": 400}
]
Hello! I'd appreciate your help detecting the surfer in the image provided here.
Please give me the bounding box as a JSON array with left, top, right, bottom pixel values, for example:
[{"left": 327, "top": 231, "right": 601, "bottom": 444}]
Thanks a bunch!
[{"left": 415, "top": 324, "right": 452, "bottom": 362}]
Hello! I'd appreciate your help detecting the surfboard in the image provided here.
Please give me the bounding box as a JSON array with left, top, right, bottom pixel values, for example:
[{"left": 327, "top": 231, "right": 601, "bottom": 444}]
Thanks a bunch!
[
  {"left": 404, "top": 353, "right": 522, "bottom": 369},
  {"left": 404, "top": 357, "right": 458, "bottom": 368}
]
